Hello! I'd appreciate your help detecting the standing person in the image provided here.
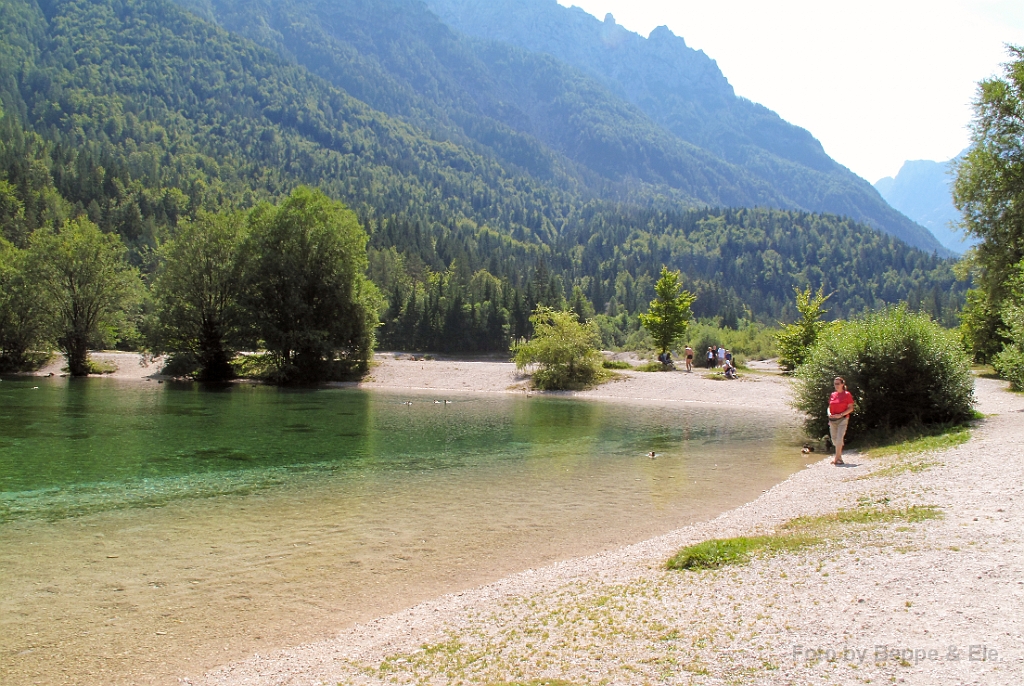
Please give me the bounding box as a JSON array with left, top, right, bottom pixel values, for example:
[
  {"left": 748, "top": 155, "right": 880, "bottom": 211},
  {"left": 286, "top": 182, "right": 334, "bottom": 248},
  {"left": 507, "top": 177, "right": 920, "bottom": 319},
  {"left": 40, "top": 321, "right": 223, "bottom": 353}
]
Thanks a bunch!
[
  {"left": 717, "top": 345, "right": 726, "bottom": 368},
  {"left": 828, "top": 376, "right": 855, "bottom": 465},
  {"left": 707, "top": 346, "right": 715, "bottom": 368},
  {"left": 684, "top": 345, "right": 694, "bottom": 372}
]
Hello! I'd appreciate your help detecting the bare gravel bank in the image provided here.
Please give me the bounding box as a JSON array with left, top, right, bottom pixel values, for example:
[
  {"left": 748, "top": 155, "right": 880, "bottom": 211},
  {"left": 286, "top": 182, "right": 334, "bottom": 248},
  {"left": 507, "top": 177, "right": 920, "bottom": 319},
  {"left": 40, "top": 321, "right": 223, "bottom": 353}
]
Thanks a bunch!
[{"left": 198, "top": 377, "right": 1023, "bottom": 686}]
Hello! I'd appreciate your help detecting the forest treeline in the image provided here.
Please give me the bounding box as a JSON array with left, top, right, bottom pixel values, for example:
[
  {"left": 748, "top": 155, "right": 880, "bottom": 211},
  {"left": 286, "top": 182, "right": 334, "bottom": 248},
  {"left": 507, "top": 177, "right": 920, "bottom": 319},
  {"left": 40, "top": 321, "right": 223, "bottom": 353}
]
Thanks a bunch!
[{"left": 1, "top": 0, "right": 965, "bottom": 368}]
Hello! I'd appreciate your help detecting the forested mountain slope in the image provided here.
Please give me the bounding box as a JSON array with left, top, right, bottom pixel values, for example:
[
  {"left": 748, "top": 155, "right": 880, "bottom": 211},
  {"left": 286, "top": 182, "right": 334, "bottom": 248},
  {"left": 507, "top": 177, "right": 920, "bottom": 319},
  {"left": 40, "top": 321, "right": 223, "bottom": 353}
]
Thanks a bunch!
[
  {"left": 424, "top": 0, "right": 943, "bottom": 253},
  {"left": 173, "top": 0, "right": 796, "bottom": 210},
  {"left": 0, "top": 0, "right": 963, "bottom": 354}
]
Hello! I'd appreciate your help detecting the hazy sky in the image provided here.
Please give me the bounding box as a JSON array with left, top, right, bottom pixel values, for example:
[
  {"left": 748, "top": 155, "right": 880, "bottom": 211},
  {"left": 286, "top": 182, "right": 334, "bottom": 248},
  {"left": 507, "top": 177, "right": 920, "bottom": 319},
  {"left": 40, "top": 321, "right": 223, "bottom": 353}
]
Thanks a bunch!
[{"left": 557, "top": 1, "right": 1024, "bottom": 183}]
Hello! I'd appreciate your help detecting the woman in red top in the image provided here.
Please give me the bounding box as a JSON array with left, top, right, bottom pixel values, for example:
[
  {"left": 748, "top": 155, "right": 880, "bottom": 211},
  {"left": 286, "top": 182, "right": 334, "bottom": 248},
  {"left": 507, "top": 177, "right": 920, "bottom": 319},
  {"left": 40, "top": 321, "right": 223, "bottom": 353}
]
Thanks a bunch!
[{"left": 828, "top": 376, "right": 855, "bottom": 465}]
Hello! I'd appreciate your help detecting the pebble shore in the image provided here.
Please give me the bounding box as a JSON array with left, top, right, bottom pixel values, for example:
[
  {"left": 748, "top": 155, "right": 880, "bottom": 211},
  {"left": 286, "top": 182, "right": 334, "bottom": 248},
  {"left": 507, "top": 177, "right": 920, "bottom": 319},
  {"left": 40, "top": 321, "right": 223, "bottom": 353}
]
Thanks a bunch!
[{"left": 197, "top": 370, "right": 1023, "bottom": 686}]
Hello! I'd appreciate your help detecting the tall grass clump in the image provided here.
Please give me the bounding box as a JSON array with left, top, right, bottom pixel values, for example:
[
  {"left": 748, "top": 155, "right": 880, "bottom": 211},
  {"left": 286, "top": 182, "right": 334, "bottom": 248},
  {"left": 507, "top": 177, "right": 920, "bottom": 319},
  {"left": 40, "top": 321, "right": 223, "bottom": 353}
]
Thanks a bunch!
[{"left": 795, "top": 306, "right": 974, "bottom": 438}]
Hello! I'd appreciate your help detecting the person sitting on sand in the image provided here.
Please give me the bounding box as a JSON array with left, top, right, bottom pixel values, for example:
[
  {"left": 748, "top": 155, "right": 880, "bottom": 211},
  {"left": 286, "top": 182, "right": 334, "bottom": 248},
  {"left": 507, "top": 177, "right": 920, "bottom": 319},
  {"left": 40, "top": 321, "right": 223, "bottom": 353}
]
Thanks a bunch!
[
  {"left": 828, "top": 376, "right": 855, "bottom": 465},
  {"left": 722, "top": 358, "right": 737, "bottom": 379}
]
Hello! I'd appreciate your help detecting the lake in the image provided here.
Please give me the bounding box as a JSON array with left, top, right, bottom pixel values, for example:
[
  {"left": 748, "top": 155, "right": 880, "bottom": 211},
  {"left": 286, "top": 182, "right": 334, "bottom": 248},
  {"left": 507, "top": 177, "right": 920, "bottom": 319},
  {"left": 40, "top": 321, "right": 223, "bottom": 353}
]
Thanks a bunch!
[{"left": 0, "top": 377, "right": 809, "bottom": 685}]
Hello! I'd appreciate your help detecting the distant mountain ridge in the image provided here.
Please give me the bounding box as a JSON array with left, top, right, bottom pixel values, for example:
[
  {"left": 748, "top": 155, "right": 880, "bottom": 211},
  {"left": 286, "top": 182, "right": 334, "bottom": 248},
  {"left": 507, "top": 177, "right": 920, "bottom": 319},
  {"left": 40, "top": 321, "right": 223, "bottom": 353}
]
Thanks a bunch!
[
  {"left": 423, "top": 0, "right": 944, "bottom": 253},
  {"left": 874, "top": 156, "right": 975, "bottom": 254}
]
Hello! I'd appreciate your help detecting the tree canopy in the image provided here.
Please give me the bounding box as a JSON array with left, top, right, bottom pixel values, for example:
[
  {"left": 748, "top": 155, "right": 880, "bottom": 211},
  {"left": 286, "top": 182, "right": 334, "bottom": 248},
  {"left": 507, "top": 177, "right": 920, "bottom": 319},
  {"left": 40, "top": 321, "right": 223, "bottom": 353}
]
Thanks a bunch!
[
  {"left": 152, "top": 211, "right": 247, "bottom": 380},
  {"left": 27, "top": 218, "right": 142, "bottom": 376},
  {"left": 513, "top": 306, "right": 602, "bottom": 390},
  {"left": 240, "top": 187, "right": 381, "bottom": 382},
  {"left": 639, "top": 266, "right": 695, "bottom": 355},
  {"left": 953, "top": 44, "right": 1024, "bottom": 360}
]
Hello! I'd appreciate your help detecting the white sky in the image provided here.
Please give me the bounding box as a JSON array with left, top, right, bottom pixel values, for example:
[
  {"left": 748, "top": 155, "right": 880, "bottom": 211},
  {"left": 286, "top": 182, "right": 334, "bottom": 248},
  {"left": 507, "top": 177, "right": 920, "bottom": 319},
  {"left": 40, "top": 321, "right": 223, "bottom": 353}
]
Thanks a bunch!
[{"left": 558, "top": 1, "right": 1024, "bottom": 183}]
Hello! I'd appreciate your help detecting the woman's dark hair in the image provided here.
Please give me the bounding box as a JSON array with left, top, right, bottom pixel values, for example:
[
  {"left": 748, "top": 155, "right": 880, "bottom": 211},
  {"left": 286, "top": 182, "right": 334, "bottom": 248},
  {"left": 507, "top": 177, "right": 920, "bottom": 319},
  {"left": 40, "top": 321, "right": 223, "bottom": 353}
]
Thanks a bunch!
[{"left": 834, "top": 376, "right": 847, "bottom": 392}]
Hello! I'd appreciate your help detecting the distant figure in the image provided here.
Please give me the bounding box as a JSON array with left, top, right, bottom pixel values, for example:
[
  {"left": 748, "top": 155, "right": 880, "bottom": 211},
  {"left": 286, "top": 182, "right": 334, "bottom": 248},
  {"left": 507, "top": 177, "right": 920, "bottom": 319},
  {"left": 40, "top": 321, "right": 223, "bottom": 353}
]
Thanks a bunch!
[
  {"left": 707, "top": 347, "right": 715, "bottom": 368},
  {"left": 647, "top": 451, "right": 657, "bottom": 458},
  {"left": 725, "top": 350, "right": 732, "bottom": 364},
  {"left": 828, "top": 376, "right": 855, "bottom": 465},
  {"left": 723, "top": 358, "right": 737, "bottom": 379},
  {"left": 684, "top": 346, "right": 693, "bottom": 372},
  {"left": 717, "top": 346, "right": 726, "bottom": 367}
]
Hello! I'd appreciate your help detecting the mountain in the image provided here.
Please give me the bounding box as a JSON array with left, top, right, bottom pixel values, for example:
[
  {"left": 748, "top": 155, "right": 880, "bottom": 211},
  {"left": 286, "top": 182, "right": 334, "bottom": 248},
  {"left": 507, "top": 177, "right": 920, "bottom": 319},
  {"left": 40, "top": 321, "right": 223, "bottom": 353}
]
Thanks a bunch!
[
  {"left": 0, "top": 0, "right": 964, "bottom": 353},
  {"left": 172, "top": 0, "right": 812, "bottom": 210},
  {"left": 874, "top": 156, "right": 975, "bottom": 254},
  {"left": 422, "top": 0, "right": 945, "bottom": 254}
]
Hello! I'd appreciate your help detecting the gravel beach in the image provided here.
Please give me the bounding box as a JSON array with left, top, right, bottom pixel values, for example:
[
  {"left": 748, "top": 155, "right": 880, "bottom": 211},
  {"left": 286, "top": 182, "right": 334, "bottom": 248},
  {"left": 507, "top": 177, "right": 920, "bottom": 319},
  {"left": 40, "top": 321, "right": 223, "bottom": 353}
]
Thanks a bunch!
[{"left": 192, "top": 360, "right": 1023, "bottom": 686}]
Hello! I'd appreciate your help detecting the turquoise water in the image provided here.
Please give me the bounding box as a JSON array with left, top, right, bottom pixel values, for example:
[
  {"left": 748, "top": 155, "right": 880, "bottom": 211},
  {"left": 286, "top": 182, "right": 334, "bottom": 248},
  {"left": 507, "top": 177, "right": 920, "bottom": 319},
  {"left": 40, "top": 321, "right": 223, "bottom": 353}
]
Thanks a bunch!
[{"left": 0, "top": 376, "right": 803, "bottom": 523}]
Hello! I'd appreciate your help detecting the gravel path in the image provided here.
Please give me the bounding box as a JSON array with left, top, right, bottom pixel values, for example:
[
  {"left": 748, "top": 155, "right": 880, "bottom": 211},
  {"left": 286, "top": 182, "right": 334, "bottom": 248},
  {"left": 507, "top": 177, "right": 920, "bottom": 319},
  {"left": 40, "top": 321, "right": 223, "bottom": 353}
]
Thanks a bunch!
[{"left": 197, "top": 377, "right": 1023, "bottom": 686}]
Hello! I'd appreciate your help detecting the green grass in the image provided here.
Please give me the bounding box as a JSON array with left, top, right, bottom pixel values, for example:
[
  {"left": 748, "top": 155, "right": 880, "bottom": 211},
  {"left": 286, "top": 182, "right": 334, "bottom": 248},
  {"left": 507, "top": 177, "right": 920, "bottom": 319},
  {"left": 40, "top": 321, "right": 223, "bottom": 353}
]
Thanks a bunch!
[
  {"left": 87, "top": 359, "right": 118, "bottom": 374},
  {"left": 485, "top": 681, "right": 579, "bottom": 686},
  {"left": 863, "top": 426, "right": 972, "bottom": 460},
  {"left": 635, "top": 362, "right": 673, "bottom": 372},
  {"left": 601, "top": 360, "right": 633, "bottom": 370},
  {"left": 667, "top": 505, "right": 943, "bottom": 571},
  {"left": 666, "top": 534, "right": 819, "bottom": 570}
]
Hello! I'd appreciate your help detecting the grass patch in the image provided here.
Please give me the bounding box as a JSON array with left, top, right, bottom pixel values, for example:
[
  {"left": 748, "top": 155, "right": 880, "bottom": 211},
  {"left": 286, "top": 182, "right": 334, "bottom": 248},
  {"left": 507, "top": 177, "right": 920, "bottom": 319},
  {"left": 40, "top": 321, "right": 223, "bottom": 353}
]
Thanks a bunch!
[
  {"left": 783, "top": 505, "right": 942, "bottom": 531},
  {"left": 88, "top": 359, "right": 118, "bottom": 374},
  {"left": 635, "top": 361, "right": 672, "bottom": 372},
  {"left": 862, "top": 425, "right": 971, "bottom": 460},
  {"left": 61, "top": 358, "right": 118, "bottom": 374},
  {"left": 601, "top": 359, "right": 633, "bottom": 370},
  {"left": 667, "top": 505, "right": 942, "bottom": 571},
  {"left": 485, "top": 681, "right": 579, "bottom": 686},
  {"left": 865, "top": 460, "right": 938, "bottom": 479},
  {"left": 666, "top": 534, "right": 819, "bottom": 570}
]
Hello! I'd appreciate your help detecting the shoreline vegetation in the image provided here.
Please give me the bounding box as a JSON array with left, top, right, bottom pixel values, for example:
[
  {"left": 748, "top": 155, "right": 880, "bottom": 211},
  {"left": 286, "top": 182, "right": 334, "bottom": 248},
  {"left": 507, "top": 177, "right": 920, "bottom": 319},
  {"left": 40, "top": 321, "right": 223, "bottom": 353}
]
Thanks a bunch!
[{"left": 195, "top": 374, "right": 1021, "bottom": 686}]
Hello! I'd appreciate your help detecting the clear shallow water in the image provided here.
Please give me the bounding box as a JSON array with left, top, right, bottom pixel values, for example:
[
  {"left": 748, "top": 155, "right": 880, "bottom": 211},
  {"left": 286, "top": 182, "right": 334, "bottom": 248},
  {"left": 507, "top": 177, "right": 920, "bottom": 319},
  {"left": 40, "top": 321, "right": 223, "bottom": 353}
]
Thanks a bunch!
[
  {"left": 0, "top": 376, "right": 811, "bottom": 685},
  {"left": 1, "top": 376, "right": 801, "bottom": 523}
]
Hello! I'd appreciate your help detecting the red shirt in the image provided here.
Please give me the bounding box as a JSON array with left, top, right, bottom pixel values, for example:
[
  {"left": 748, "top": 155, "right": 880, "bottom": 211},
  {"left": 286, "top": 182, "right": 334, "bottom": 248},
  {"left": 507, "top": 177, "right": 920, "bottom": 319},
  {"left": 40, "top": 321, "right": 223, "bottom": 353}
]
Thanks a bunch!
[{"left": 829, "top": 390, "right": 854, "bottom": 416}]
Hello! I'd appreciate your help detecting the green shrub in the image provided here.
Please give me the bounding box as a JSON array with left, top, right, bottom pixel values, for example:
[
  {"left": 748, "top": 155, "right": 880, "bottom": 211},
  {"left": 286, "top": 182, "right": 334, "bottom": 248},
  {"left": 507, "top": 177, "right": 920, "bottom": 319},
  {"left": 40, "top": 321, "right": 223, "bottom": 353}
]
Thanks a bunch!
[
  {"left": 513, "top": 307, "right": 604, "bottom": 390},
  {"left": 993, "top": 303, "right": 1024, "bottom": 390},
  {"left": 601, "top": 359, "right": 632, "bottom": 369},
  {"left": 687, "top": 320, "right": 777, "bottom": 366},
  {"left": 776, "top": 286, "right": 831, "bottom": 371},
  {"left": 795, "top": 306, "right": 974, "bottom": 439}
]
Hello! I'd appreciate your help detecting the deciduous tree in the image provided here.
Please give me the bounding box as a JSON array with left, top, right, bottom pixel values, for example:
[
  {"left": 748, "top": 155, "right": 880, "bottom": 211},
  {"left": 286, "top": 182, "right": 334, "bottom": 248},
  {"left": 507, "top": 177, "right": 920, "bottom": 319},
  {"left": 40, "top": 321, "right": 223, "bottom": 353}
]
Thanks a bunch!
[
  {"left": 152, "top": 212, "right": 246, "bottom": 381},
  {"left": 28, "top": 219, "right": 142, "bottom": 376},
  {"left": 953, "top": 45, "right": 1024, "bottom": 360},
  {"left": 240, "top": 187, "right": 381, "bottom": 382}
]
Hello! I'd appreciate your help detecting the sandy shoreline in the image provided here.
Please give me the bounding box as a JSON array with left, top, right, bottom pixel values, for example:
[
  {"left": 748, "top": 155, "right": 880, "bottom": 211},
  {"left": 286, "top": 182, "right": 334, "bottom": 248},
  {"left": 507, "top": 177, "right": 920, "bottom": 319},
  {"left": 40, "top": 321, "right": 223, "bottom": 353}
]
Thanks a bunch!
[
  {"left": 29, "top": 350, "right": 797, "bottom": 413},
  {"left": 192, "top": 375, "right": 1023, "bottom": 685}
]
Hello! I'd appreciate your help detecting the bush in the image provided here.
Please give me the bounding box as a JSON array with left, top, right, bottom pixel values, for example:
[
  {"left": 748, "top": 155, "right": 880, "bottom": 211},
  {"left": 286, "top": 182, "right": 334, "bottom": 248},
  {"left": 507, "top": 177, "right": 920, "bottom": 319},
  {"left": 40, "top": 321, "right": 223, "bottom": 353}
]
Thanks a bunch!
[
  {"left": 795, "top": 306, "right": 974, "bottom": 439},
  {"left": 992, "top": 263, "right": 1024, "bottom": 390},
  {"left": 513, "top": 307, "right": 604, "bottom": 390},
  {"left": 776, "top": 286, "right": 831, "bottom": 371}
]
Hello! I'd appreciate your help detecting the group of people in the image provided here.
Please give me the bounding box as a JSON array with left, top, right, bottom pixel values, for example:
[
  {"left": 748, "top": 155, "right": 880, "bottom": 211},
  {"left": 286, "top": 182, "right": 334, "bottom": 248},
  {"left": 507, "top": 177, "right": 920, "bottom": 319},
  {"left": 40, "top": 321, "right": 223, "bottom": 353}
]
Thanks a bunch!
[{"left": 703, "top": 345, "right": 736, "bottom": 378}]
